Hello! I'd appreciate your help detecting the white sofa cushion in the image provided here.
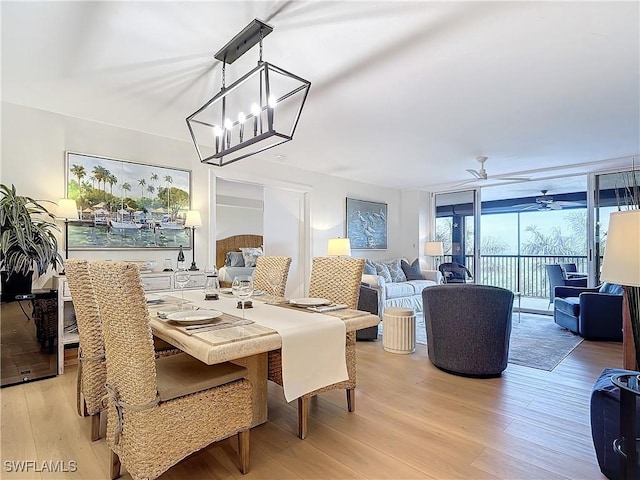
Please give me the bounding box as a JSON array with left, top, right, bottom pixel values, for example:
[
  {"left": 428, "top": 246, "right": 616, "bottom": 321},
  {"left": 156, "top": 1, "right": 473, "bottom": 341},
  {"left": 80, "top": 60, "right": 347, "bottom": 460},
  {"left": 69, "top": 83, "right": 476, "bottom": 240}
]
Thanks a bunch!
[{"left": 385, "top": 282, "right": 416, "bottom": 299}]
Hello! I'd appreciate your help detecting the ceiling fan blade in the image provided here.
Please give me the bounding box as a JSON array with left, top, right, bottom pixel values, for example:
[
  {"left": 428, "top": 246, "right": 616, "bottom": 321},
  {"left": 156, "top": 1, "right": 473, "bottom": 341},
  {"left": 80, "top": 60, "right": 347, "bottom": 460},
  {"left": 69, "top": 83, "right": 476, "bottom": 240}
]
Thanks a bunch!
[
  {"left": 451, "top": 178, "right": 480, "bottom": 188},
  {"left": 555, "top": 201, "right": 584, "bottom": 207},
  {"left": 492, "top": 175, "right": 532, "bottom": 182},
  {"left": 548, "top": 203, "right": 563, "bottom": 210},
  {"left": 512, "top": 203, "right": 536, "bottom": 209},
  {"left": 466, "top": 169, "right": 483, "bottom": 179}
]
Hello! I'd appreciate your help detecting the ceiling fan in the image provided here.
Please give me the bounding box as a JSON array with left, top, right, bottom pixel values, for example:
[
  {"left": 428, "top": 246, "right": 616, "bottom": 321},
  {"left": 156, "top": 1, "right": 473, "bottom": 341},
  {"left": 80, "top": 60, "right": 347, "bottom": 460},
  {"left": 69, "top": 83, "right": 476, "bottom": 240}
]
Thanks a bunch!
[
  {"left": 516, "top": 190, "right": 583, "bottom": 211},
  {"left": 455, "top": 156, "right": 530, "bottom": 186}
]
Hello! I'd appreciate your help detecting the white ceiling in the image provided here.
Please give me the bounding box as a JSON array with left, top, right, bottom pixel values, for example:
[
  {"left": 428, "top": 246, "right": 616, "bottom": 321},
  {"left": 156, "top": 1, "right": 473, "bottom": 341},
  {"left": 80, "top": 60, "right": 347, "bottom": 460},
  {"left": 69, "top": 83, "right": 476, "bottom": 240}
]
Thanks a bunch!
[{"left": 2, "top": 1, "right": 639, "bottom": 196}]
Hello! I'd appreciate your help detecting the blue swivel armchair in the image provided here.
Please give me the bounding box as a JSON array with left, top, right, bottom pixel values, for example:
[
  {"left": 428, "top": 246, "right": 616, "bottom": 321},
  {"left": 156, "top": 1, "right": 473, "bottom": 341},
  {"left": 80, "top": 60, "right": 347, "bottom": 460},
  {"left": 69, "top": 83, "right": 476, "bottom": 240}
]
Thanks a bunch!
[
  {"left": 545, "top": 264, "right": 587, "bottom": 306},
  {"left": 553, "top": 283, "right": 623, "bottom": 341}
]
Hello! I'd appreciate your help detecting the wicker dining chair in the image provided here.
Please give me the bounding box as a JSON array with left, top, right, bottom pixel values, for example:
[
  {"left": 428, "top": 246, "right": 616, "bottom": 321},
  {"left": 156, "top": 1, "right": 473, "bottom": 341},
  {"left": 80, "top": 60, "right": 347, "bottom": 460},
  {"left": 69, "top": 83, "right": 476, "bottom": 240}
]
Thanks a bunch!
[
  {"left": 89, "top": 261, "right": 253, "bottom": 480},
  {"left": 268, "top": 256, "right": 365, "bottom": 439},
  {"left": 64, "top": 258, "right": 107, "bottom": 441},
  {"left": 64, "top": 258, "right": 182, "bottom": 442},
  {"left": 253, "top": 256, "right": 292, "bottom": 297}
]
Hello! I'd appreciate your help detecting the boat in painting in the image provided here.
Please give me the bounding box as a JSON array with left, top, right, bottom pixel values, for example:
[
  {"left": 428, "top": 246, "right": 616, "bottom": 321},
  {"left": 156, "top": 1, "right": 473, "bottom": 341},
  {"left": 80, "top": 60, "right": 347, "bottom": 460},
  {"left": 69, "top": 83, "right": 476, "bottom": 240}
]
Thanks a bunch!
[{"left": 110, "top": 219, "right": 143, "bottom": 230}]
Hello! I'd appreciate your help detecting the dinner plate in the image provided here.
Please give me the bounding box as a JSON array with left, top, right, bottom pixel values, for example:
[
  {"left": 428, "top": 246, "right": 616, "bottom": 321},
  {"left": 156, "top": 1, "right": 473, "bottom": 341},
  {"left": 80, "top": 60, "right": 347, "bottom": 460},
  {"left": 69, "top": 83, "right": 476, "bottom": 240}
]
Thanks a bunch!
[
  {"left": 289, "top": 297, "right": 332, "bottom": 307},
  {"left": 156, "top": 304, "right": 196, "bottom": 318},
  {"left": 166, "top": 310, "right": 223, "bottom": 324},
  {"left": 220, "top": 287, "right": 233, "bottom": 294},
  {"left": 146, "top": 294, "right": 164, "bottom": 304}
]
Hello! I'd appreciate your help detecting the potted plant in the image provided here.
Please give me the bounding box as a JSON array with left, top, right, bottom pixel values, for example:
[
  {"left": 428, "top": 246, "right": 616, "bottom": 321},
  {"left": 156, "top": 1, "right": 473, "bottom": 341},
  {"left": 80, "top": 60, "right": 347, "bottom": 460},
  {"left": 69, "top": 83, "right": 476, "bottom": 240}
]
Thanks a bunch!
[{"left": 0, "top": 184, "right": 63, "bottom": 295}]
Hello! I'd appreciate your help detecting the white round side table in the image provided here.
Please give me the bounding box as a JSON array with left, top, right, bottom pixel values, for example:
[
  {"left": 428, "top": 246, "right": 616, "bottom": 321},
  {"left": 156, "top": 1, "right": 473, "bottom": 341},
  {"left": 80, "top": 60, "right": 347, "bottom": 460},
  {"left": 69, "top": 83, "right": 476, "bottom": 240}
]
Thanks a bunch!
[{"left": 382, "top": 307, "right": 416, "bottom": 354}]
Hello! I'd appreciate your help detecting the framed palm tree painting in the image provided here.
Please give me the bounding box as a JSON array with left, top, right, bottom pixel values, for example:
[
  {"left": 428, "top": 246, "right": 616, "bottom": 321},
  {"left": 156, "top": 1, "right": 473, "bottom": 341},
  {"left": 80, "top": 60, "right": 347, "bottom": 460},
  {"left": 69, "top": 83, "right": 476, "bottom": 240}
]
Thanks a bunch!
[{"left": 65, "top": 151, "right": 192, "bottom": 249}]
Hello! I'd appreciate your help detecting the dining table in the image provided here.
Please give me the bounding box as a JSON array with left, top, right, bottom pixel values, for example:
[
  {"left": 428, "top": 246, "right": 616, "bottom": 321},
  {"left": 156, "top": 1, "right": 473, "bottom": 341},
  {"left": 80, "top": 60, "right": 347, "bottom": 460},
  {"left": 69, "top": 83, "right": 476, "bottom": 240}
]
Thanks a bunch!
[{"left": 148, "top": 289, "right": 380, "bottom": 427}]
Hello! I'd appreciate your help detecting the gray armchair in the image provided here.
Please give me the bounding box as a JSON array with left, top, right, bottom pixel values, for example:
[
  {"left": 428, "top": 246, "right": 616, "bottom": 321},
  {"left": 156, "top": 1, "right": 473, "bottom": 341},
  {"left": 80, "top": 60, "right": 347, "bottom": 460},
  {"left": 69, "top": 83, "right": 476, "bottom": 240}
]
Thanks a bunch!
[
  {"left": 422, "top": 284, "right": 514, "bottom": 377},
  {"left": 356, "top": 283, "right": 379, "bottom": 340}
]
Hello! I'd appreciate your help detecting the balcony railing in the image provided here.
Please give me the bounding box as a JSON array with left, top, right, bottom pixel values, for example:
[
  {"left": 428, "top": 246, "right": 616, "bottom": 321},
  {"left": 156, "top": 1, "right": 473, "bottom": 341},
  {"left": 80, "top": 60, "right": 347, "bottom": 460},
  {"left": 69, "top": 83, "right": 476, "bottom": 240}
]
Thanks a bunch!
[{"left": 438, "top": 255, "right": 588, "bottom": 299}]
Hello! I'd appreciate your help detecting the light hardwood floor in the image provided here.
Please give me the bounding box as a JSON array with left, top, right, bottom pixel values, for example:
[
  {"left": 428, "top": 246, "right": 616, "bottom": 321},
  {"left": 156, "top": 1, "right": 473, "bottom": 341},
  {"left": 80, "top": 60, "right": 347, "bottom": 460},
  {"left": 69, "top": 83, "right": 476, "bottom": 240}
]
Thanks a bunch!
[{"left": 1, "top": 339, "right": 621, "bottom": 479}]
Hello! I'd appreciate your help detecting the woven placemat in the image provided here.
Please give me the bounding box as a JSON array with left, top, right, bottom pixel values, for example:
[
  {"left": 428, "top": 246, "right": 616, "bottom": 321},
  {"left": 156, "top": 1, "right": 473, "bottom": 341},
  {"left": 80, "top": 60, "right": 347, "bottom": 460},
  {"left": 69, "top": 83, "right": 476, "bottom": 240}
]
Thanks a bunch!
[{"left": 165, "top": 312, "right": 253, "bottom": 335}]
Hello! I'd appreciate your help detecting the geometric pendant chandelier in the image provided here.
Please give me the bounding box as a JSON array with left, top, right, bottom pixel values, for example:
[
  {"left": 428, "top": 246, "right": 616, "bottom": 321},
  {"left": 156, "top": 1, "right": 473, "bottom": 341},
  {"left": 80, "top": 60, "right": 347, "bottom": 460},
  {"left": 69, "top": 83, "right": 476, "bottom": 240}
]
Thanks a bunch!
[{"left": 186, "top": 19, "right": 311, "bottom": 167}]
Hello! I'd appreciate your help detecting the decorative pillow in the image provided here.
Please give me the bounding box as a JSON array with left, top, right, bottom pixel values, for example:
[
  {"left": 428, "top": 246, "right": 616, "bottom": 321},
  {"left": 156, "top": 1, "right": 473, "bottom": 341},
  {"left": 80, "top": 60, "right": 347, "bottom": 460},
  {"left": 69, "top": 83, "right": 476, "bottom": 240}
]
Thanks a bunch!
[
  {"left": 384, "top": 259, "right": 407, "bottom": 283},
  {"left": 372, "top": 261, "right": 392, "bottom": 283},
  {"left": 240, "top": 247, "right": 263, "bottom": 267},
  {"left": 225, "top": 251, "right": 245, "bottom": 267},
  {"left": 363, "top": 260, "right": 377, "bottom": 275},
  {"left": 401, "top": 259, "right": 424, "bottom": 281}
]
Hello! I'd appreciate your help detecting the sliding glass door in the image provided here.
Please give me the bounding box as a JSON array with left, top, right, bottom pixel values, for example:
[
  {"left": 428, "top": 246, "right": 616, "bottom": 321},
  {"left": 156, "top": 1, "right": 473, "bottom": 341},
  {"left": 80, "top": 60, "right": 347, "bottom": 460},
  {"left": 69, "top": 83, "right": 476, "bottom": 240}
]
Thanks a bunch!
[
  {"left": 434, "top": 190, "right": 478, "bottom": 279},
  {"left": 594, "top": 169, "right": 640, "bottom": 285}
]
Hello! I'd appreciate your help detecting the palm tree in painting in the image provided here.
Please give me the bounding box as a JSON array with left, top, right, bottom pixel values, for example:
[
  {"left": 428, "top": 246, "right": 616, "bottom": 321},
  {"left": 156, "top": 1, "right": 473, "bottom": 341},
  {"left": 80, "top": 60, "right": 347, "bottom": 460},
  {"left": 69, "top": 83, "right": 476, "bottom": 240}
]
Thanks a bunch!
[
  {"left": 121, "top": 182, "right": 131, "bottom": 202},
  {"left": 92, "top": 166, "right": 105, "bottom": 200},
  {"left": 150, "top": 173, "right": 159, "bottom": 194},
  {"left": 70, "top": 164, "right": 86, "bottom": 206},
  {"left": 164, "top": 175, "right": 173, "bottom": 214},
  {"left": 138, "top": 178, "right": 146, "bottom": 202},
  {"left": 106, "top": 174, "right": 117, "bottom": 199}
]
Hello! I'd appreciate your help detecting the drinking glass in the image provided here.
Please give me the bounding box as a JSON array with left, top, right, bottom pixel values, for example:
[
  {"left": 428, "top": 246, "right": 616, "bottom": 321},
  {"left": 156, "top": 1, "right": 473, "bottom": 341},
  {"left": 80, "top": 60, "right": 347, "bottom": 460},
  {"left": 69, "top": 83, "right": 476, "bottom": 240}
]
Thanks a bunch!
[
  {"left": 266, "top": 270, "right": 282, "bottom": 304},
  {"left": 232, "top": 275, "right": 254, "bottom": 319},
  {"left": 174, "top": 267, "right": 191, "bottom": 308},
  {"left": 203, "top": 265, "right": 220, "bottom": 300}
]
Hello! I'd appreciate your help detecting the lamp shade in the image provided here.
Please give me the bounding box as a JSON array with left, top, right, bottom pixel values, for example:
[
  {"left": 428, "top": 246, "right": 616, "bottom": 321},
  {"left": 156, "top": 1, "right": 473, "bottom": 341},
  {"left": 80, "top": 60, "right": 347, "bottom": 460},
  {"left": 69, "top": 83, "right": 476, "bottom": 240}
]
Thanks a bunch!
[
  {"left": 57, "top": 199, "right": 79, "bottom": 220},
  {"left": 184, "top": 210, "right": 203, "bottom": 228},
  {"left": 328, "top": 238, "right": 352, "bottom": 256},
  {"left": 601, "top": 210, "right": 640, "bottom": 287},
  {"left": 424, "top": 241, "right": 444, "bottom": 256}
]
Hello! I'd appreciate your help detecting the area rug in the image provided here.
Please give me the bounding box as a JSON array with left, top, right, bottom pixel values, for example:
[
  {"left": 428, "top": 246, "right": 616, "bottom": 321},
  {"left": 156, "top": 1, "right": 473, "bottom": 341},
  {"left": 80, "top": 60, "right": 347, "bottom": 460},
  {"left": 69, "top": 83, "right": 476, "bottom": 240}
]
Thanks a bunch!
[{"left": 409, "top": 312, "right": 583, "bottom": 371}]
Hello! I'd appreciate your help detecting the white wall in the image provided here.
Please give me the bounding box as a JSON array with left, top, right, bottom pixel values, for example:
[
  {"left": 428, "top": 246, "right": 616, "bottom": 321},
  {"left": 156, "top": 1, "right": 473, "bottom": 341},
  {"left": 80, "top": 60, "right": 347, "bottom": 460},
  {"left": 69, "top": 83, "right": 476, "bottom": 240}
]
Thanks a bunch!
[{"left": 1, "top": 102, "right": 414, "bottom": 287}]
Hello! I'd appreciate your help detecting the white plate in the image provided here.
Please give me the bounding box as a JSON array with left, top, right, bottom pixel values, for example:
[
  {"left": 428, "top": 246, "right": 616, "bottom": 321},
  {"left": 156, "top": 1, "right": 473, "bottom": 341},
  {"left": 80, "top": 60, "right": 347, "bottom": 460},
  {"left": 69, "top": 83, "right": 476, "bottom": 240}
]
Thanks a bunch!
[
  {"left": 253, "top": 290, "right": 265, "bottom": 296},
  {"left": 289, "top": 297, "right": 332, "bottom": 307},
  {"left": 220, "top": 287, "right": 233, "bottom": 294},
  {"left": 166, "top": 310, "right": 223, "bottom": 324},
  {"left": 146, "top": 294, "right": 164, "bottom": 304}
]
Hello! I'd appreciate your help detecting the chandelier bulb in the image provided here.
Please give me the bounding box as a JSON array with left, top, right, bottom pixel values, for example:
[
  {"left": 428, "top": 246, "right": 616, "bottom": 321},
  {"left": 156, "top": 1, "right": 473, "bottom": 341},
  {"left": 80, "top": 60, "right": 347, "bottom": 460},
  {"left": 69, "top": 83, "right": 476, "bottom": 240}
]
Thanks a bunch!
[
  {"left": 224, "top": 118, "right": 233, "bottom": 130},
  {"left": 268, "top": 95, "right": 277, "bottom": 108},
  {"left": 238, "top": 112, "right": 246, "bottom": 142},
  {"left": 251, "top": 103, "right": 260, "bottom": 136}
]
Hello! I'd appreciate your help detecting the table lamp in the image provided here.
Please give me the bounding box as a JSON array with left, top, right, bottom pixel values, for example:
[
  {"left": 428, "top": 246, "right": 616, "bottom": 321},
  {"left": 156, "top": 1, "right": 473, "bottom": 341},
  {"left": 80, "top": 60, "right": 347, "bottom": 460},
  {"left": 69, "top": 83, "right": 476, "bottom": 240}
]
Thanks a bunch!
[
  {"left": 328, "top": 238, "right": 352, "bottom": 257},
  {"left": 57, "top": 198, "right": 79, "bottom": 274},
  {"left": 424, "top": 241, "right": 444, "bottom": 270},
  {"left": 600, "top": 210, "right": 640, "bottom": 370},
  {"left": 184, "top": 210, "right": 203, "bottom": 271}
]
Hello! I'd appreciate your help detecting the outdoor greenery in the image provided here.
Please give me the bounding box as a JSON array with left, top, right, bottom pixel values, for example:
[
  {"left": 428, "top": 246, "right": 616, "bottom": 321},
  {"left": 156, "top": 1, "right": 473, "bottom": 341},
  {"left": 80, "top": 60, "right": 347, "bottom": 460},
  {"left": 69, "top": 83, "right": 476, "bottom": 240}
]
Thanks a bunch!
[{"left": 435, "top": 209, "right": 590, "bottom": 298}]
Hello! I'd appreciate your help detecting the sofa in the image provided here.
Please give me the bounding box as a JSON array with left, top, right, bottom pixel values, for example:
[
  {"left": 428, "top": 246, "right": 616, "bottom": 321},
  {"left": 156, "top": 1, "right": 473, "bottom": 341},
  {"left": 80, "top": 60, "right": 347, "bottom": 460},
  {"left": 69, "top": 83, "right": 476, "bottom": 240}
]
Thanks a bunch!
[
  {"left": 361, "top": 258, "right": 441, "bottom": 318},
  {"left": 553, "top": 283, "right": 623, "bottom": 341}
]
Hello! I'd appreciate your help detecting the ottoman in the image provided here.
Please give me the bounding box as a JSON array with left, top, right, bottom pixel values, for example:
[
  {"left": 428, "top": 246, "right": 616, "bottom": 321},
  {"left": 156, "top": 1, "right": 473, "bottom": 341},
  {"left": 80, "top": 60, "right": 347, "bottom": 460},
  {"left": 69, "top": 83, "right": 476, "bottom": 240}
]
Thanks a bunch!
[{"left": 590, "top": 367, "right": 640, "bottom": 480}]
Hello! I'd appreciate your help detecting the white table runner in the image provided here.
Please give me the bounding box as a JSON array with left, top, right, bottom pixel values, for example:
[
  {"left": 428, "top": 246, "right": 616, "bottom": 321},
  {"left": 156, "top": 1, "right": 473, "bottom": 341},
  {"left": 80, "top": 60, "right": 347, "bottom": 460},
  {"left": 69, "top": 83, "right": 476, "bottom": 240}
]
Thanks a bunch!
[{"left": 179, "top": 291, "right": 348, "bottom": 401}]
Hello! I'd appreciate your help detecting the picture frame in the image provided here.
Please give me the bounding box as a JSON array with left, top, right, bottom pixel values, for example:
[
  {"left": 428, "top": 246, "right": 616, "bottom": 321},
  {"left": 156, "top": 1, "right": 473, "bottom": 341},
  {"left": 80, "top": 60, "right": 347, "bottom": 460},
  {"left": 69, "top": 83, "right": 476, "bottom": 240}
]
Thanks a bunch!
[
  {"left": 346, "top": 197, "right": 387, "bottom": 250},
  {"left": 65, "top": 151, "right": 192, "bottom": 250}
]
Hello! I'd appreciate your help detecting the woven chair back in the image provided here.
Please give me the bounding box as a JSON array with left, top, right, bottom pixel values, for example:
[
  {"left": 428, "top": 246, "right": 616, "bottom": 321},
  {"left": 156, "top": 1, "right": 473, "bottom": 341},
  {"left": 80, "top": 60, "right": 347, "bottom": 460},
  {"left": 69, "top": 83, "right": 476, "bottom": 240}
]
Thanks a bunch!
[
  {"left": 253, "top": 256, "right": 292, "bottom": 297},
  {"left": 89, "top": 261, "right": 158, "bottom": 406},
  {"left": 308, "top": 257, "right": 365, "bottom": 309},
  {"left": 64, "top": 258, "right": 107, "bottom": 415}
]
